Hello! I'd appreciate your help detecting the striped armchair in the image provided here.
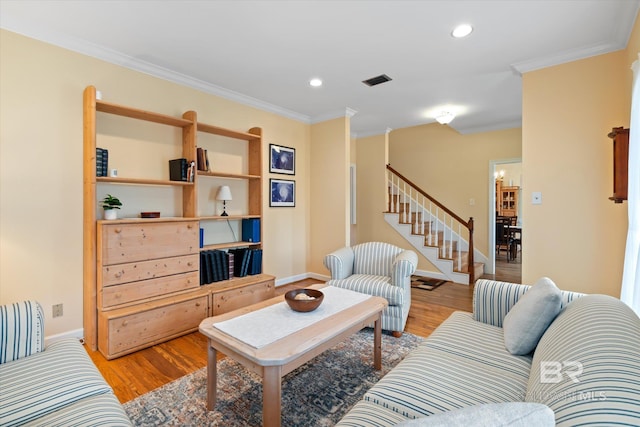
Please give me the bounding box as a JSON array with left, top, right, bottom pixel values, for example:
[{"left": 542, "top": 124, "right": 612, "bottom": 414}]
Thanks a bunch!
[
  {"left": 324, "top": 242, "right": 418, "bottom": 336},
  {"left": 0, "top": 301, "right": 132, "bottom": 426}
]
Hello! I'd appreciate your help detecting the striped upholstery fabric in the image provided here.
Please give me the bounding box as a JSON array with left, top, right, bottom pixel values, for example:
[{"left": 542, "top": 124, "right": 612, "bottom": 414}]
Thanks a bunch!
[
  {"left": 359, "top": 312, "right": 532, "bottom": 420},
  {"left": 0, "top": 301, "right": 45, "bottom": 364},
  {"left": 353, "top": 242, "right": 403, "bottom": 276},
  {"left": 21, "top": 394, "right": 132, "bottom": 427},
  {"left": 337, "top": 399, "right": 410, "bottom": 427},
  {"left": 473, "top": 279, "right": 583, "bottom": 328},
  {"left": 525, "top": 295, "right": 640, "bottom": 426},
  {"left": 0, "top": 338, "right": 131, "bottom": 426},
  {"left": 329, "top": 275, "right": 404, "bottom": 305},
  {"left": 324, "top": 242, "right": 417, "bottom": 333}
]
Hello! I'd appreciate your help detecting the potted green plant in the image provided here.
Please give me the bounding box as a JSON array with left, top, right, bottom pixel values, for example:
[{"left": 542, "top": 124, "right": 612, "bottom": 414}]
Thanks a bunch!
[{"left": 101, "top": 194, "right": 122, "bottom": 220}]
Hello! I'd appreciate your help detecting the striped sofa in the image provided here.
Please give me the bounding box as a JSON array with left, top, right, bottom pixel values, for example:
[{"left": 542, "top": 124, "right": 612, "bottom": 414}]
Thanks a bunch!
[
  {"left": 324, "top": 242, "right": 418, "bottom": 336},
  {"left": 0, "top": 301, "right": 132, "bottom": 426},
  {"left": 338, "top": 279, "right": 640, "bottom": 426}
]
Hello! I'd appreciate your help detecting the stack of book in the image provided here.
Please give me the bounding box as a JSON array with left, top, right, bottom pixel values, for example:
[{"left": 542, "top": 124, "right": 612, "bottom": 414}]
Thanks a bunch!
[
  {"left": 199, "top": 250, "right": 230, "bottom": 285},
  {"left": 96, "top": 148, "right": 108, "bottom": 177},
  {"left": 228, "top": 248, "right": 262, "bottom": 277},
  {"left": 196, "top": 147, "right": 211, "bottom": 172}
]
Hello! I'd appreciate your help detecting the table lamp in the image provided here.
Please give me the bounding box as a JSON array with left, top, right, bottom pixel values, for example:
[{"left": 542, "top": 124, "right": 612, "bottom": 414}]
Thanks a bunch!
[{"left": 216, "top": 185, "right": 232, "bottom": 216}]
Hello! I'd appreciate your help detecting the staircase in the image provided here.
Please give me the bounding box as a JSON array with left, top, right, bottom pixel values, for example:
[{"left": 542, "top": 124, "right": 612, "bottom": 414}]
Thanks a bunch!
[{"left": 386, "top": 165, "right": 486, "bottom": 285}]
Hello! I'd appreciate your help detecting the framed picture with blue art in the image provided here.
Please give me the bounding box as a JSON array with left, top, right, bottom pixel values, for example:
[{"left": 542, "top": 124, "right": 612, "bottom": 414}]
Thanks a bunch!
[
  {"left": 270, "top": 179, "right": 295, "bottom": 207},
  {"left": 269, "top": 144, "right": 295, "bottom": 175}
]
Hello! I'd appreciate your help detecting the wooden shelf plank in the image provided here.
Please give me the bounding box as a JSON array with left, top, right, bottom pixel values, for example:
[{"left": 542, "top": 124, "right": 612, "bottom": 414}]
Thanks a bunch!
[
  {"left": 197, "top": 171, "right": 260, "bottom": 180},
  {"left": 197, "top": 123, "right": 260, "bottom": 141},
  {"left": 97, "top": 177, "right": 194, "bottom": 186},
  {"left": 97, "top": 100, "right": 192, "bottom": 127},
  {"left": 202, "top": 241, "right": 260, "bottom": 251},
  {"left": 199, "top": 215, "right": 260, "bottom": 221}
]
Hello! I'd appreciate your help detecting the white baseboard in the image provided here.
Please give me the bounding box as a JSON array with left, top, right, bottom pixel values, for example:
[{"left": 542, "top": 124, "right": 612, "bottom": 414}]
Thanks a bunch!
[
  {"left": 275, "top": 272, "right": 330, "bottom": 287},
  {"left": 45, "top": 328, "right": 84, "bottom": 346}
]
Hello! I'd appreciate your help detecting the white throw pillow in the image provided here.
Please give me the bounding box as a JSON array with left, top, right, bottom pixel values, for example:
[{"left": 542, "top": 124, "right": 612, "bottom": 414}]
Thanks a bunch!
[
  {"left": 503, "top": 277, "right": 562, "bottom": 355},
  {"left": 393, "top": 402, "right": 555, "bottom": 426}
]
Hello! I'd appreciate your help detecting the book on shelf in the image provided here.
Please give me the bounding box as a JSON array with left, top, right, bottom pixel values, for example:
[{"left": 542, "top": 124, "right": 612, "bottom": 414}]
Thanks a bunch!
[
  {"left": 196, "top": 147, "right": 210, "bottom": 172},
  {"left": 169, "top": 158, "right": 188, "bottom": 181},
  {"left": 96, "top": 147, "right": 108, "bottom": 177}
]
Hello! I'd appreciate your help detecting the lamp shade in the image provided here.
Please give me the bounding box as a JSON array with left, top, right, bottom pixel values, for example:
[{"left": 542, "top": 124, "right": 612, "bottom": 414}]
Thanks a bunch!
[
  {"left": 435, "top": 112, "right": 455, "bottom": 125},
  {"left": 216, "top": 185, "right": 232, "bottom": 201}
]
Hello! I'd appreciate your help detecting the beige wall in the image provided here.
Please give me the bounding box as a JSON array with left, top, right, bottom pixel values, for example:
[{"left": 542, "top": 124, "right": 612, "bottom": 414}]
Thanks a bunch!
[
  {"left": 522, "top": 49, "right": 632, "bottom": 295},
  {"left": 0, "top": 30, "right": 311, "bottom": 336},
  {"left": 388, "top": 124, "right": 522, "bottom": 270},
  {"left": 308, "top": 117, "right": 351, "bottom": 275}
]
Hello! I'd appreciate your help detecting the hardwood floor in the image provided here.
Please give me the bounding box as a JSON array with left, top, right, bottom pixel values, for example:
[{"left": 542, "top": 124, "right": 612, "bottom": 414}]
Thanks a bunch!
[{"left": 87, "top": 266, "right": 520, "bottom": 404}]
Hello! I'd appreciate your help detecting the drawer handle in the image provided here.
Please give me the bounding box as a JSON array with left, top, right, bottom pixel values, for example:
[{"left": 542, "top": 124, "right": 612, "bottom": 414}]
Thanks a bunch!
[
  {"left": 195, "top": 302, "right": 201, "bottom": 307},
  {"left": 122, "top": 320, "right": 129, "bottom": 327},
  {"left": 187, "top": 279, "right": 191, "bottom": 284},
  {"left": 187, "top": 262, "right": 193, "bottom": 267},
  {"left": 187, "top": 224, "right": 194, "bottom": 229},
  {"left": 114, "top": 272, "right": 123, "bottom": 279},
  {"left": 114, "top": 228, "right": 122, "bottom": 234},
  {"left": 115, "top": 293, "right": 122, "bottom": 299}
]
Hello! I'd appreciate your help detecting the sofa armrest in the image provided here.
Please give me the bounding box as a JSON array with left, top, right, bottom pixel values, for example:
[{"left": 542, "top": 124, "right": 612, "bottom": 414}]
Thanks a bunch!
[
  {"left": 391, "top": 250, "right": 418, "bottom": 286},
  {"left": 0, "top": 301, "right": 45, "bottom": 364},
  {"left": 473, "top": 279, "right": 584, "bottom": 327},
  {"left": 324, "top": 247, "right": 355, "bottom": 280}
]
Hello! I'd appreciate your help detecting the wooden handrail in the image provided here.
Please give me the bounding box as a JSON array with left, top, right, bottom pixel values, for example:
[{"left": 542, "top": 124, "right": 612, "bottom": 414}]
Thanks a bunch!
[
  {"left": 387, "top": 164, "right": 470, "bottom": 227},
  {"left": 387, "top": 164, "right": 475, "bottom": 284}
]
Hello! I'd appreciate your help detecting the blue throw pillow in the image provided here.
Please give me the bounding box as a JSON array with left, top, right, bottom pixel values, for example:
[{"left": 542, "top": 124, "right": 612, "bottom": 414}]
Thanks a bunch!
[{"left": 503, "top": 277, "right": 562, "bottom": 355}]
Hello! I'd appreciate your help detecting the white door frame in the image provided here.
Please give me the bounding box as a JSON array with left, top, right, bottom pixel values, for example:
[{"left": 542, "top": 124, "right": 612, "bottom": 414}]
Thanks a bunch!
[{"left": 487, "top": 158, "right": 522, "bottom": 274}]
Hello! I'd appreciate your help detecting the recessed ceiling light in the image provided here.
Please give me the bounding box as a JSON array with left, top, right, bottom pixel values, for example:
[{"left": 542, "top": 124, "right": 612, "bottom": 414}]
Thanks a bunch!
[
  {"left": 435, "top": 112, "right": 455, "bottom": 125},
  {"left": 309, "top": 78, "right": 323, "bottom": 87},
  {"left": 452, "top": 24, "right": 473, "bottom": 38}
]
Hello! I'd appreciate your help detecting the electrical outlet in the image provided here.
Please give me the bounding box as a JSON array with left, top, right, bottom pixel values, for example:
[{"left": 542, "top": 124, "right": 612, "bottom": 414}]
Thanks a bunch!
[{"left": 52, "top": 304, "right": 63, "bottom": 318}]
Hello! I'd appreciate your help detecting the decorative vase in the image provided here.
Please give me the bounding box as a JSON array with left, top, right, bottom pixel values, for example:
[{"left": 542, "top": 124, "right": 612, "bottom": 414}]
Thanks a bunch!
[{"left": 104, "top": 209, "right": 117, "bottom": 220}]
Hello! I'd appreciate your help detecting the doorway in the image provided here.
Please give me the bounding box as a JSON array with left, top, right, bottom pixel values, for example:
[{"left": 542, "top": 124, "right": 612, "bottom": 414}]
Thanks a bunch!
[{"left": 488, "top": 159, "right": 522, "bottom": 276}]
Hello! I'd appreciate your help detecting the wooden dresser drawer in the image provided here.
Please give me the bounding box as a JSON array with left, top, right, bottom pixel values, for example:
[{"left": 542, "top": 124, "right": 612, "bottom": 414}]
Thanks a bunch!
[
  {"left": 100, "top": 221, "right": 199, "bottom": 265},
  {"left": 212, "top": 276, "right": 275, "bottom": 315},
  {"left": 101, "top": 254, "right": 199, "bottom": 287},
  {"left": 98, "top": 294, "right": 208, "bottom": 359},
  {"left": 100, "top": 271, "right": 200, "bottom": 308}
]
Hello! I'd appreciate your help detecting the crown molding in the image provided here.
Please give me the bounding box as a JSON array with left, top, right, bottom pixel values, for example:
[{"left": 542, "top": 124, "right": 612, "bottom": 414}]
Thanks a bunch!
[
  {"left": 310, "top": 107, "right": 358, "bottom": 124},
  {"left": 511, "top": 42, "right": 624, "bottom": 74},
  {"left": 0, "top": 20, "right": 311, "bottom": 124}
]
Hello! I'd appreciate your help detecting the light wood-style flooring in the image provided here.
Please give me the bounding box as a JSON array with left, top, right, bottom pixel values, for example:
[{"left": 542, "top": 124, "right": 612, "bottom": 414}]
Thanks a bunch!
[{"left": 87, "top": 259, "right": 520, "bottom": 403}]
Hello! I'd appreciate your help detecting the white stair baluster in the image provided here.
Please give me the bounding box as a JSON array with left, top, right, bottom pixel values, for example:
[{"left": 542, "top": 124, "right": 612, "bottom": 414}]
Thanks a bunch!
[
  {"left": 458, "top": 223, "right": 462, "bottom": 271},
  {"left": 434, "top": 207, "right": 439, "bottom": 248},
  {"left": 421, "top": 196, "right": 425, "bottom": 235},
  {"left": 403, "top": 182, "right": 407, "bottom": 223},
  {"left": 449, "top": 217, "right": 453, "bottom": 259}
]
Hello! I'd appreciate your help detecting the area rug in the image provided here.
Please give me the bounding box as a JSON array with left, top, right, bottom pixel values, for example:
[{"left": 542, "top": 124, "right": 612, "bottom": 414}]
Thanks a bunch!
[
  {"left": 124, "top": 329, "right": 423, "bottom": 426},
  {"left": 411, "top": 276, "right": 448, "bottom": 291}
]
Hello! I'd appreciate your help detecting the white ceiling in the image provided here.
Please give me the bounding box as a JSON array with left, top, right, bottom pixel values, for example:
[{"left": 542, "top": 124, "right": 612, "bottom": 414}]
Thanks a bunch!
[{"left": 1, "top": 0, "right": 638, "bottom": 136}]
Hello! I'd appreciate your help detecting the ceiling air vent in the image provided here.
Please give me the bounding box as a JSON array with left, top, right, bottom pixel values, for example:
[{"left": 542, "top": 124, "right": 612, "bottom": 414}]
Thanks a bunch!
[{"left": 362, "top": 74, "right": 392, "bottom": 87}]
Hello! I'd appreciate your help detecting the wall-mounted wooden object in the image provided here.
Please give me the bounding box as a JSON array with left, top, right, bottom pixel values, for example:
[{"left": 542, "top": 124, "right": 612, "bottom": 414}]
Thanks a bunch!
[{"left": 607, "top": 126, "right": 629, "bottom": 203}]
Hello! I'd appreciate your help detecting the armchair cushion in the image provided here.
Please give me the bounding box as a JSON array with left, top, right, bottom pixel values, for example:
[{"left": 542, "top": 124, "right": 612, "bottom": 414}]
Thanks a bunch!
[
  {"left": 0, "top": 301, "right": 45, "bottom": 364},
  {"left": 329, "top": 275, "right": 405, "bottom": 306},
  {"left": 353, "top": 242, "right": 403, "bottom": 277}
]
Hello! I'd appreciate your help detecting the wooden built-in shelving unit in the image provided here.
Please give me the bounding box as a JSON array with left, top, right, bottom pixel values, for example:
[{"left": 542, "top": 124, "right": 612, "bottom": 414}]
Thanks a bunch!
[{"left": 83, "top": 86, "right": 273, "bottom": 358}]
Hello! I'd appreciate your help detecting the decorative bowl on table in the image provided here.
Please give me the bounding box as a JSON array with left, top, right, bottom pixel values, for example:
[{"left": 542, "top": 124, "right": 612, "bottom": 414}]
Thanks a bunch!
[{"left": 284, "top": 288, "right": 324, "bottom": 312}]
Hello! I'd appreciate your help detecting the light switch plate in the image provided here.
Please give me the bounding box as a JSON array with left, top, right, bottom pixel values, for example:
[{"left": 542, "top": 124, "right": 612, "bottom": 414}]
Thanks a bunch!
[{"left": 532, "top": 192, "right": 542, "bottom": 205}]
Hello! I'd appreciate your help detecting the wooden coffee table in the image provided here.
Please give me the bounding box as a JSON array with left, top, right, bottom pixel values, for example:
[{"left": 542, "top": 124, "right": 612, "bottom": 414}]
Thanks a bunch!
[{"left": 198, "top": 284, "right": 388, "bottom": 427}]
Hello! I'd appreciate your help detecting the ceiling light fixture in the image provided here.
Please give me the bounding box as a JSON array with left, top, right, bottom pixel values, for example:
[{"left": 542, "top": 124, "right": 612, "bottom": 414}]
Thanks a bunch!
[
  {"left": 435, "top": 112, "right": 455, "bottom": 125},
  {"left": 309, "top": 78, "right": 323, "bottom": 87},
  {"left": 452, "top": 24, "right": 473, "bottom": 38}
]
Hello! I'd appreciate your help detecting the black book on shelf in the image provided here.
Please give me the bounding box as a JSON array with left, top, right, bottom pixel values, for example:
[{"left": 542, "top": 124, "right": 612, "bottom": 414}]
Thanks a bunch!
[
  {"left": 241, "top": 250, "right": 252, "bottom": 277},
  {"left": 199, "top": 252, "right": 207, "bottom": 285},
  {"left": 96, "top": 148, "right": 104, "bottom": 177},
  {"left": 217, "top": 250, "right": 229, "bottom": 280},
  {"left": 249, "top": 249, "right": 262, "bottom": 275},
  {"left": 100, "top": 148, "right": 108, "bottom": 177},
  {"left": 229, "top": 248, "right": 247, "bottom": 277},
  {"left": 169, "top": 158, "right": 188, "bottom": 181},
  {"left": 205, "top": 250, "right": 215, "bottom": 284},
  {"left": 208, "top": 250, "right": 220, "bottom": 282}
]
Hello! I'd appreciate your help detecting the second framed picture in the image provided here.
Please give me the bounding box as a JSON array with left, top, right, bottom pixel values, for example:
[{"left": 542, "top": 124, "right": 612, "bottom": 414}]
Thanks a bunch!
[
  {"left": 270, "top": 179, "right": 295, "bottom": 207},
  {"left": 270, "top": 144, "right": 295, "bottom": 175}
]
